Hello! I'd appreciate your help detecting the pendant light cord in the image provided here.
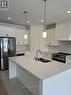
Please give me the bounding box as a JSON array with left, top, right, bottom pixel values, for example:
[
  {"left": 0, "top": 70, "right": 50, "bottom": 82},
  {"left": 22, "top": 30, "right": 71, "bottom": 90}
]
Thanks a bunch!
[
  {"left": 24, "top": 11, "right": 27, "bottom": 34},
  {"left": 44, "top": 0, "right": 47, "bottom": 32}
]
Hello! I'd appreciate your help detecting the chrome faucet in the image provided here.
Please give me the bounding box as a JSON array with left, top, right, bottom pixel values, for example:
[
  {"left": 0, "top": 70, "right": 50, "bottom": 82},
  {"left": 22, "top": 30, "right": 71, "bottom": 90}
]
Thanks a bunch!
[{"left": 36, "top": 50, "right": 41, "bottom": 59}]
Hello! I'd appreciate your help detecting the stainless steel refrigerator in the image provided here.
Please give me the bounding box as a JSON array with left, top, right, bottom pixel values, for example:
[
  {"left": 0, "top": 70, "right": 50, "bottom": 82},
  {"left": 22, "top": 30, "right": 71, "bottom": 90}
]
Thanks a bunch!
[{"left": 0, "top": 37, "right": 16, "bottom": 70}]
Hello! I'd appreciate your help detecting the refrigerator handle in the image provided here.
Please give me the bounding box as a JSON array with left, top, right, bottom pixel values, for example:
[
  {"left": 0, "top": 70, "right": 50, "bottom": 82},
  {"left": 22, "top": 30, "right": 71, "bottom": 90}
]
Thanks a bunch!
[
  {"left": 1, "top": 39, "right": 3, "bottom": 57},
  {"left": 8, "top": 39, "right": 9, "bottom": 54}
]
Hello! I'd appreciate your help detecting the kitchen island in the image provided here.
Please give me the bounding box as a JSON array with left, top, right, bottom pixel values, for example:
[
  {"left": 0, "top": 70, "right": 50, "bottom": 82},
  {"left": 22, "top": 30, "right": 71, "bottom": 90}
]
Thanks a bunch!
[{"left": 9, "top": 55, "right": 71, "bottom": 95}]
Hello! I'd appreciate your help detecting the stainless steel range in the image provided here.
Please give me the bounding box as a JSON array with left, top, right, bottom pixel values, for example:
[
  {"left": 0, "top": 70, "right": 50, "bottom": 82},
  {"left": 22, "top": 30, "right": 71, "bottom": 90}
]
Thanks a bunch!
[{"left": 52, "top": 52, "right": 71, "bottom": 63}]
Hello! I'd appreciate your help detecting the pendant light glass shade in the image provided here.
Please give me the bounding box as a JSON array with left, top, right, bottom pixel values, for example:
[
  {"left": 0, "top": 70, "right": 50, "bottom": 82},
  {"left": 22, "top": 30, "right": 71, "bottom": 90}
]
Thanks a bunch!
[
  {"left": 24, "top": 34, "right": 27, "bottom": 39},
  {"left": 24, "top": 11, "right": 28, "bottom": 39},
  {"left": 42, "top": 0, "right": 47, "bottom": 38},
  {"left": 42, "top": 31, "right": 47, "bottom": 38}
]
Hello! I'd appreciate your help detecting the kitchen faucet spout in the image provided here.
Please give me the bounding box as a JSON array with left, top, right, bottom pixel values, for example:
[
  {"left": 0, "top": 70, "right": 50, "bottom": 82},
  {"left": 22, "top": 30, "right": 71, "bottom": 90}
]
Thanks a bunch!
[{"left": 36, "top": 50, "right": 41, "bottom": 59}]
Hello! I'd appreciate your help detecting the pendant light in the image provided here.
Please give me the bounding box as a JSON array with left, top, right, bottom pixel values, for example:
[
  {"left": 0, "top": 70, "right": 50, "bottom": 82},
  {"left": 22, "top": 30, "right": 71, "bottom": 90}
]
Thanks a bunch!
[
  {"left": 24, "top": 11, "right": 28, "bottom": 39},
  {"left": 42, "top": 0, "right": 47, "bottom": 38}
]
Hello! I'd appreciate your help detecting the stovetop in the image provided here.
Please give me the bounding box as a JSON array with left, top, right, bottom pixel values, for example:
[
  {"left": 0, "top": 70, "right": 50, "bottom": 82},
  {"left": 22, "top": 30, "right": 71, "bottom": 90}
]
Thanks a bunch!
[
  {"left": 52, "top": 52, "right": 71, "bottom": 63},
  {"left": 57, "top": 52, "right": 71, "bottom": 55}
]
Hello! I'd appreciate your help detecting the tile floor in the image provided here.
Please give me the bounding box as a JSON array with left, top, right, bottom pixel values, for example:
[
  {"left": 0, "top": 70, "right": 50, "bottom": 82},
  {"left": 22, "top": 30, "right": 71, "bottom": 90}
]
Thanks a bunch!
[{"left": 0, "top": 70, "right": 33, "bottom": 95}]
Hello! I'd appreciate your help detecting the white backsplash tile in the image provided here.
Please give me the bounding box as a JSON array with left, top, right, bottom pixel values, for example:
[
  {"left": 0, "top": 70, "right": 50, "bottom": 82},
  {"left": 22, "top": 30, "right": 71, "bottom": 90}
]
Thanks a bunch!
[{"left": 48, "top": 41, "right": 71, "bottom": 54}]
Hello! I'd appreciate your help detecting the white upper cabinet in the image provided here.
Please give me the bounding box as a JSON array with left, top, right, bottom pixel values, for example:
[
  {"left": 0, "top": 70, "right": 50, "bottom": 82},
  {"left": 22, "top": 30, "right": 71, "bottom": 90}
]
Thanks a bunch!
[
  {"left": 55, "top": 22, "right": 71, "bottom": 40},
  {"left": 15, "top": 28, "right": 24, "bottom": 45},
  {"left": 15, "top": 28, "right": 28, "bottom": 45},
  {"left": 0, "top": 25, "right": 28, "bottom": 45},
  {"left": 0, "top": 25, "right": 16, "bottom": 37},
  {"left": 47, "top": 28, "right": 59, "bottom": 45}
]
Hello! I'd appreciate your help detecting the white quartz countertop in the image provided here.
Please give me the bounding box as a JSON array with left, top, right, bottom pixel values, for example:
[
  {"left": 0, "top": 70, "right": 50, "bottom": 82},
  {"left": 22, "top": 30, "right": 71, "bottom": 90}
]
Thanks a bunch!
[{"left": 9, "top": 55, "right": 71, "bottom": 80}]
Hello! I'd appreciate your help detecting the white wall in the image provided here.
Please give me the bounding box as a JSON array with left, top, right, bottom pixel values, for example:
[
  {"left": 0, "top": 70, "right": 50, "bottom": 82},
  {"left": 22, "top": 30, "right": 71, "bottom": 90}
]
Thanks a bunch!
[
  {"left": 48, "top": 41, "right": 71, "bottom": 54},
  {"left": 30, "top": 25, "right": 48, "bottom": 56},
  {"left": 16, "top": 45, "right": 29, "bottom": 53}
]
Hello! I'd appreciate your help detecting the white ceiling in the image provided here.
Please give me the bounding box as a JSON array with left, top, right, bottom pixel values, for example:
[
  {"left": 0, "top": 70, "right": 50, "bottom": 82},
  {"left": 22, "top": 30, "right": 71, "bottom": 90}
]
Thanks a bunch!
[{"left": 0, "top": 0, "right": 71, "bottom": 25}]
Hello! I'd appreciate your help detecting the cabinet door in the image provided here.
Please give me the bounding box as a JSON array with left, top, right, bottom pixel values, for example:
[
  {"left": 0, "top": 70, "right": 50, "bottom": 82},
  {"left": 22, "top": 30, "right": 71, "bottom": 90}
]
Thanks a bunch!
[
  {"left": 47, "top": 28, "right": 58, "bottom": 45},
  {"left": 6, "top": 27, "right": 16, "bottom": 37},
  {"left": 15, "top": 28, "right": 28, "bottom": 45},
  {"left": 15, "top": 28, "right": 24, "bottom": 45},
  {"left": 0, "top": 26, "right": 16, "bottom": 37},
  {"left": 55, "top": 24, "right": 71, "bottom": 40}
]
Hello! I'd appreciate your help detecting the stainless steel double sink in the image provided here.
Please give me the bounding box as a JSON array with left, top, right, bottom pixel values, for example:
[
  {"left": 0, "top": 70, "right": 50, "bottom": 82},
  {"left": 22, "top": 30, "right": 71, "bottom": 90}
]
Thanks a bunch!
[{"left": 35, "top": 57, "right": 51, "bottom": 63}]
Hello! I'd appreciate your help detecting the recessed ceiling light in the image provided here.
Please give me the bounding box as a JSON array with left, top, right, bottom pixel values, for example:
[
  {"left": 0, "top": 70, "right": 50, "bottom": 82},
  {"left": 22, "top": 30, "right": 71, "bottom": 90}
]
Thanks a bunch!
[
  {"left": 27, "top": 21, "right": 30, "bottom": 23},
  {"left": 8, "top": 17, "right": 11, "bottom": 20},
  {"left": 67, "top": 11, "right": 71, "bottom": 14},
  {"left": 41, "top": 19, "right": 44, "bottom": 22}
]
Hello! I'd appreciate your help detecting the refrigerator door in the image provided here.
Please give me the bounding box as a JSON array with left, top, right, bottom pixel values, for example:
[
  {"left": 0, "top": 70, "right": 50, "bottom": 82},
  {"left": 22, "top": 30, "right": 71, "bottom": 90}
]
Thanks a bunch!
[
  {"left": 1, "top": 57, "right": 8, "bottom": 70},
  {"left": 0, "top": 38, "right": 9, "bottom": 70},
  {"left": 0, "top": 39, "right": 1, "bottom": 69},
  {"left": 8, "top": 38, "right": 16, "bottom": 56},
  {"left": 0, "top": 37, "right": 16, "bottom": 70},
  {"left": 2, "top": 38, "right": 9, "bottom": 57}
]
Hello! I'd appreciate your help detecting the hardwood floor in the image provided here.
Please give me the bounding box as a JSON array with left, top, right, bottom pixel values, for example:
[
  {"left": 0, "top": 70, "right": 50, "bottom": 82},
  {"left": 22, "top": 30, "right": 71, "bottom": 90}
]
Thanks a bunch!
[
  {"left": 0, "top": 79, "right": 8, "bottom": 95},
  {"left": 0, "top": 71, "right": 33, "bottom": 95}
]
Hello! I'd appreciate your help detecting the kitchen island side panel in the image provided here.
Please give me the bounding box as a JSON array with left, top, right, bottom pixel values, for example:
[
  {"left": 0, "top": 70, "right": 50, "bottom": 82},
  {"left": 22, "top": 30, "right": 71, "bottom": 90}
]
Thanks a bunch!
[
  {"left": 16, "top": 64, "right": 42, "bottom": 95},
  {"left": 42, "top": 69, "right": 71, "bottom": 95},
  {"left": 9, "top": 60, "right": 17, "bottom": 79}
]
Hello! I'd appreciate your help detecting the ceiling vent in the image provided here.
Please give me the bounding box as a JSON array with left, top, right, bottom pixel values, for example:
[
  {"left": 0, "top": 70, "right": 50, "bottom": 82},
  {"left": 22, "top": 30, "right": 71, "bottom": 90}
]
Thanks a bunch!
[{"left": 0, "top": 0, "right": 9, "bottom": 10}]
